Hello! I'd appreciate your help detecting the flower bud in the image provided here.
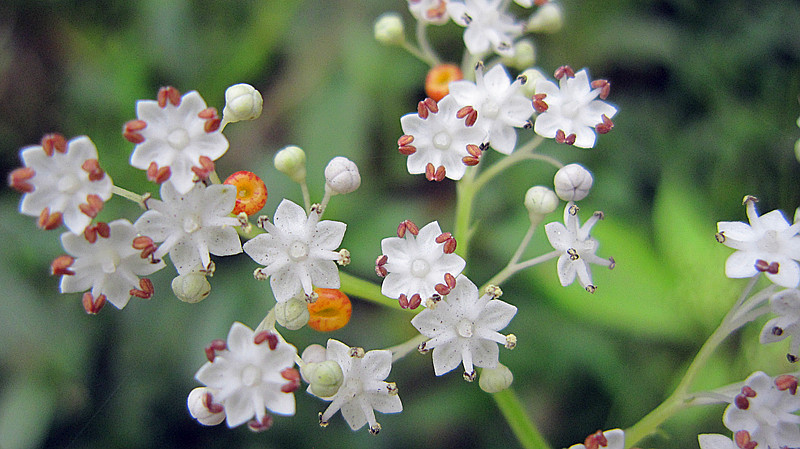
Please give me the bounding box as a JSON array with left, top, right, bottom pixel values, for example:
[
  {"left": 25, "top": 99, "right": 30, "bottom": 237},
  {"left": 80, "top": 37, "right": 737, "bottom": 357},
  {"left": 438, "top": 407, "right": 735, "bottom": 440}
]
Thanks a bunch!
[
  {"left": 478, "top": 363, "right": 514, "bottom": 393},
  {"left": 275, "top": 296, "right": 310, "bottom": 330},
  {"left": 171, "top": 272, "right": 211, "bottom": 303},
  {"left": 187, "top": 387, "right": 225, "bottom": 426},
  {"left": 324, "top": 156, "right": 361, "bottom": 195},
  {"left": 524, "top": 186, "right": 559, "bottom": 217},
  {"left": 526, "top": 2, "right": 564, "bottom": 34},
  {"left": 519, "top": 68, "right": 546, "bottom": 98},
  {"left": 554, "top": 163, "right": 593, "bottom": 201},
  {"left": 222, "top": 83, "right": 263, "bottom": 123},
  {"left": 274, "top": 145, "right": 307, "bottom": 183},
  {"left": 374, "top": 12, "right": 405, "bottom": 45},
  {"left": 302, "top": 360, "right": 344, "bottom": 398},
  {"left": 502, "top": 40, "right": 536, "bottom": 70},
  {"left": 301, "top": 344, "right": 327, "bottom": 366}
]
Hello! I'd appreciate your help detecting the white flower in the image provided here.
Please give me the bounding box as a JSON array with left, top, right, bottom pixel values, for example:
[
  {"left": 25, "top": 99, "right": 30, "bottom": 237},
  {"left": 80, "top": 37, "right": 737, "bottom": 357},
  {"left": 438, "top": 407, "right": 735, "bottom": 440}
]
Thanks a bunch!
[
  {"left": 126, "top": 88, "right": 229, "bottom": 195},
  {"left": 377, "top": 220, "right": 465, "bottom": 309},
  {"left": 448, "top": 63, "right": 534, "bottom": 154},
  {"left": 57, "top": 219, "right": 165, "bottom": 309},
  {"left": 545, "top": 202, "right": 614, "bottom": 293},
  {"left": 723, "top": 371, "right": 800, "bottom": 449},
  {"left": 315, "top": 339, "right": 402, "bottom": 434},
  {"left": 399, "top": 96, "right": 487, "bottom": 181},
  {"left": 134, "top": 182, "right": 243, "bottom": 275},
  {"left": 533, "top": 68, "right": 617, "bottom": 148},
  {"left": 10, "top": 134, "right": 113, "bottom": 234},
  {"left": 447, "top": 0, "right": 524, "bottom": 57},
  {"left": 408, "top": 0, "right": 449, "bottom": 25},
  {"left": 568, "top": 429, "right": 625, "bottom": 449},
  {"left": 411, "top": 275, "right": 517, "bottom": 379},
  {"left": 194, "top": 322, "right": 299, "bottom": 429},
  {"left": 760, "top": 289, "right": 800, "bottom": 362},
  {"left": 697, "top": 434, "right": 737, "bottom": 449},
  {"left": 716, "top": 196, "right": 800, "bottom": 288},
  {"left": 243, "top": 199, "right": 346, "bottom": 303}
]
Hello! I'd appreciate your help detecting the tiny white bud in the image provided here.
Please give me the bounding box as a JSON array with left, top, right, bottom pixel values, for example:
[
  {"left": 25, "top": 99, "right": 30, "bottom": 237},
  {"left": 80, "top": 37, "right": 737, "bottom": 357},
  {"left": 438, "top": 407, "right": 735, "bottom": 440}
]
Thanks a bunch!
[
  {"left": 527, "top": 2, "right": 564, "bottom": 34},
  {"left": 171, "top": 272, "right": 211, "bottom": 303},
  {"left": 502, "top": 39, "right": 536, "bottom": 70},
  {"left": 301, "top": 344, "right": 327, "bottom": 366},
  {"left": 524, "top": 186, "right": 559, "bottom": 217},
  {"left": 519, "top": 68, "right": 546, "bottom": 97},
  {"left": 374, "top": 12, "right": 405, "bottom": 45},
  {"left": 274, "top": 296, "right": 310, "bottom": 330},
  {"left": 324, "top": 156, "right": 361, "bottom": 195},
  {"left": 187, "top": 387, "right": 225, "bottom": 426},
  {"left": 222, "top": 83, "right": 263, "bottom": 123},
  {"left": 302, "top": 360, "right": 344, "bottom": 398},
  {"left": 274, "top": 145, "right": 307, "bottom": 183},
  {"left": 554, "top": 163, "right": 593, "bottom": 201},
  {"left": 478, "top": 363, "right": 514, "bottom": 393}
]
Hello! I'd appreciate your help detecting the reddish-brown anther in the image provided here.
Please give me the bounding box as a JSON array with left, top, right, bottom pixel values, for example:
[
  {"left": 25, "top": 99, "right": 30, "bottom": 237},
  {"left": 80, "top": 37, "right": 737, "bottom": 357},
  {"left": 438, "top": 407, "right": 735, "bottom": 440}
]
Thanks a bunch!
[
  {"left": 442, "top": 237, "right": 457, "bottom": 254},
  {"left": 397, "top": 220, "right": 419, "bottom": 238},
  {"left": 203, "top": 391, "right": 224, "bottom": 414},
  {"left": 398, "top": 135, "right": 416, "bottom": 154},
  {"left": 398, "top": 293, "right": 409, "bottom": 309},
  {"left": 734, "top": 393, "right": 750, "bottom": 410},
  {"left": 254, "top": 331, "right": 279, "bottom": 350},
  {"left": 444, "top": 273, "right": 456, "bottom": 290},
  {"left": 205, "top": 339, "right": 227, "bottom": 362},
  {"left": 41, "top": 133, "right": 67, "bottom": 156},
  {"left": 768, "top": 262, "right": 780, "bottom": 274},
  {"left": 583, "top": 430, "right": 608, "bottom": 449},
  {"left": 38, "top": 208, "right": 63, "bottom": 230},
  {"left": 555, "top": 130, "right": 577, "bottom": 145},
  {"left": 280, "top": 368, "right": 301, "bottom": 393},
  {"left": 741, "top": 386, "right": 757, "bottom": 397},
  {"left": 157, "top": 86, "right": 181, "bottom": 108},
  {"left": 775, "top": 374, "right": 798, "bottom": 395},
  {"left": 81, "top": 159, "right": 105, "bottom": 181},
  {"left": 408, "top": 293, "right": 422, "bottom": 309},
  {"left": 417, "top": 100, "right": 430, "bottom": 119},
  {"left": 595, "top": 115, "right": 614, "bottom": 134},
  {"left": 423, "top": 97, "right": 438, "bottom": 113},
  {"left": 51, "top": 255, "right": 75, "bottom": 276},
  {"left": 466, "top": 144, "right": 482, "bottom": 158},
  {"left": 82, "top": 292, "right": 106, "bottom": 314},
  {"left": 84, "top": 224, "right": 100, "bottom": 243},
  {"left": 198, "top": 107, "right": 222, "bottom": 132},
  {"left": 534, "top": 0, "right": 549, "bottom": 5},
  {"left": 554, "top": 65, "right": 575, "bottom": 80},
  {"left": 398, "top": 135, "right": 415, "bottom": 146},
  {"left": 191, "top": 156, "right": 215, "bottom": 181},
  {"left": 123, "top": 120, "right": 147, "bottom": 144},
  {"left": 462, "top": 156, "right": 480, "bottom": 166},
  {"left": 247, "top": 415, "right": 273, "bottom": 432},
  {"left": 147, "top": 162, "right": 171, "bottom": 184},
  {"left": 130, "top": 278, "right": 154, "bottom": 299},
  {"left": 457, "top": 106, "right": 478, "bottom": 126},
  {"left": 591, "top": 79, "right": 611, "bottom": 100},
  {"left": 425, "top": 164, "right": 446, "bottom": 182},
  {"left": 375, "top": 254, "right": 388, "bottom": 277},
  {"left": 435, "top": 283, "right": 451, "bottom": 296},
  {"left": 79, "top": 194, "right": 104, "bottom": 218},
  {"left": 9, "top": 167, "right": 35, "bottom": 193},
  {"left": 734, "top": 430, "right": 757, "bottom": 449},
  {"left": 532, "top": 93, "right": 548, "bottom": 113},
  {"left": 435, "top": 232, "right": 452, "bottom": 244},
  {"left": 398, "top": 144, "right": 417, "bottom": 155}
]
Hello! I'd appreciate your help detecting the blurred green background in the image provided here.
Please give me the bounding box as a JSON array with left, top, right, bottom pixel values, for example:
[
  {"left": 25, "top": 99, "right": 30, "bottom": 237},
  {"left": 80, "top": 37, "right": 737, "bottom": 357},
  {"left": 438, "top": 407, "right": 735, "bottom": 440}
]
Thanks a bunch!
[{"left": 1, "top": 1, "right": 800, "bottom": 448}]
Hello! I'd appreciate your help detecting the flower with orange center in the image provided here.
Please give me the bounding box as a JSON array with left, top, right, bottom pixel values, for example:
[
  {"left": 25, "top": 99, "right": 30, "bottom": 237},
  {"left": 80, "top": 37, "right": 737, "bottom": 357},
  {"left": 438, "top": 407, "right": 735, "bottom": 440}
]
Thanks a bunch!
[
  {"left": 223, "top": 171, "right": 267, "bottom": 215},
  {"left": 425, "top": 64, "right": 463, "bottom": 102},
  {"left": 308, "top": 288, "right": 352, "bottom": 332}
]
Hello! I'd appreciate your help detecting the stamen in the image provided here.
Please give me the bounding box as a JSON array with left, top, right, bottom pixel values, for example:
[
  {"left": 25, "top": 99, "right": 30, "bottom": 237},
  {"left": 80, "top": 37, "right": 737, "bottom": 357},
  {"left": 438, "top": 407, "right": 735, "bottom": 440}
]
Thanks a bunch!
[
  {"left": 485, "top": 284, "right": 503, "bottom": 299},
  {"left": 79, "top": 194, "right": 104, "bottom": 218},
  {"left": 37, "top": 208, "right": 63, "bottom": 230},
  {"left": 715, "top": 231, "right": 726, "bottom": 243},
  {"left": 554, "top": 65, "right": 575, "bottom": 79},
  {"left": 741, "top": 386, "right": 756, "bottom": 397},
  {"left": 146, "top": 162, "right": 171, "bottom": 184},
  {"left": 203, "top": 391, "right": 224, "bottom": 414},
  {"left": 591, "top": 79, "right": 611, "bottom": 100},
  {"left": 734, "top": 430, "right": 756, "bottom": 449},
  {"left": 434, "top": 283, "right": 451, "bottom": 296},
  {"left": 397, "top": 220, "right": 419, "bottom": 238},
  {"left": 408, "top": 293, "right": 421, "bottom": 309},
  {"left": 247, "top": 415, "right": 273, "bottom": 432},
  {"left": 775, "top": 374, "right": 799, "bottom": 394},
  {"left": 755, "top": 259, "right": 770, "bottom": 272},
  {"left": 50, "top": 255, "right": 75, "bottom": 276},
  {"left": 505, "top": 334, "right": 517, "bottom": 349},
  {"left": 198, "top": 107, "right": 222, "bottom": 132},
  {"left": 398, "top": 293, "right": 409, "bottom": 309},
  {"left": 789, "top": 354, "right": 799, "bottom": 363},
  {"left": 532, "top": 93, "right": 548, "bottom": 113},
  {"left": 122, "top": 120, "right": 147, "bottom": 144},
  {"left": 397, "top": 135, "right": 414, "bottom": 146},
  {"left": 444, "top": 272, "right": 456, "bottom": 289},
  {"left": 398, "top": 144, "right": 417, "bottom": 155},
  {"left": 157, "top": 86, "right": 181, "bottom": 108},
  {"left": 734, "top": 393, "right": 750, "bottom": 410},
  {"left": 318, "top": 412, "right": 329, "bottom": 428},
  {"left": 8, "top": 167, "right": 35, "bottom": 193},
  {"left": 567, "top": 248, "right": 579, "bottom": 260},
  {"left": 375, "top": 255, "right": 388, "bottom": 277},
  {"left": 585, "top": 284, "right": 597, "bottom": 293},
  {"left": 583, "top": 430, "right": 608, "bottom": 449},
  {"left": 81, "top": 159, "right": 105, "bottom": 181},
  {"left": 463, "top": 371, "right": 476, "bottom": 382},
  {"left": 280, "top": 368, "right": 301, "bottom": 393},
  {"left": 349, "top": 346, "right": 365, "bottom": 358},
  {"left": 129, "top": 278, "right": 154, "bottom": 299},
  {"left": 191, "top": 156, "right": 215, "bottom": 181},
  {"left": 204, "top": 339, "right": 227, "bottom": 362},
  {"left": 82, "top": 292, "right": 106, "bottom": 314},
  {"left": 254, "top": 331, "right": 279, "bottom": 350},
  {"left": 418, "top": 341, "right": 429, "bottom": 353},
  {"left": 772, "top": 326, "right": 784, "bottom": 336},
  {"left": 595, "top": 115, "right": 614, "bottom": 134},
  {"left": 41, "top": 133, "right": 67, "bottom": 156}
]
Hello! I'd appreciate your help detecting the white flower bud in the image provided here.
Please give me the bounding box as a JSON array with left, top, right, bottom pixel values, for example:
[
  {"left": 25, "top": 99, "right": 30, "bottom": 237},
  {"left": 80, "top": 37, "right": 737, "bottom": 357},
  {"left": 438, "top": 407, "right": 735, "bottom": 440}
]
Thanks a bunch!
[
  {"left": 524, "top": 186, "right": 559, "bottom": 217},
  {"left": 187, "top": 387, "right": 225, "bottom": 426},
  {"left": 324, "top": 156, "right": 361, "bottom": 195},
  {"left": 554, "top": 163, "right": 593, "bottom": 201},
  {"left": 301, "top": 344, "right": 327, "bottom": 366},
  {"left": 274, "top": 145, "right": 307, "bottom": 183},
  {"left": 274, "top": 296, "right": 310, "bottom": 330},
  {"left": 478, "top": 363, "right": 514, "bottom": 393},
  {"left": 502, "top": 40, "right": 536, "bottom": 70},
  {"left": 171, "top": 272, "right": 211, "bottom": 303},
  {"left": 302, "top": 360, "right": 344, "bottom": 398},
  {"left": 519, "top": 68, "right": 546, "bottom": 98},
  {"left": 374, "top": 12, "right": 405, "bottom": 46},
  {"left": 526, "top": 2, "right": 564, "bottom": 34},
  {"left": 222, "top": 83, "right": 263, "bottom": 123}
]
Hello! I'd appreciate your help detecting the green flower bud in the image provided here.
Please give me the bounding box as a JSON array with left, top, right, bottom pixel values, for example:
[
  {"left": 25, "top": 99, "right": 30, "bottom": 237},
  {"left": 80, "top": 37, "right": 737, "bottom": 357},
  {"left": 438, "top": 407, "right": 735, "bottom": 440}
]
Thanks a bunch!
[
  {"left": 274, "top": 145, "right": 307, "bottom": 183},
  {"left": 519, "top": 68, "right": 546, "bottom": 98},
  {"left": 527, "top": 2, "right": 563, "bottom": 34},
  {"left": 524, "top": 186, "right": 559, "bottom": 219},
  {"left": 302, "top": 360, "right": 344, "bottom": 398},
  {"left": 502, "top": 40, "right": 536, "bottom": 70},
  {"left": 479, "top": 363, "right": 514, "bottom": 393},
  {"left": 374, "top": 12, "right": 405, "bottom": 46},
  {"left": 171, "top": 272, "right": 211, "bottom": 303},
  {"left": 222, "top": 83, "right": 263, "bottom": 123},
  {"left": 275, "top": 296, "right": 310, "bottom": 330}
]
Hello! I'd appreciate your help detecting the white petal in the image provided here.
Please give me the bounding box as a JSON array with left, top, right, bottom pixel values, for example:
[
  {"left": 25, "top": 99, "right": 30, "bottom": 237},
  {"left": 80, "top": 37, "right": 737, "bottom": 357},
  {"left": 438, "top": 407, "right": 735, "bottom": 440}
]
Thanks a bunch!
[
  {"left": 431, "top": 341, "right": 463, "bottom": 376},
  {"left": 724, "top": 251, "right": 759, "bottom": 279}
]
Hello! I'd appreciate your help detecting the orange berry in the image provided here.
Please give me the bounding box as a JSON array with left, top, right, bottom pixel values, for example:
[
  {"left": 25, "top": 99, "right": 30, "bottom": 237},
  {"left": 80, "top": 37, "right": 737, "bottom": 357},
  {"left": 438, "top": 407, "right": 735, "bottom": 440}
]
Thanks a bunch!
[
  {"left": 223, "top": 171, "right": 267, "bottom": 215},
  {"left": 307, "top": 288, "right": 352, "bottom": 332},
  {"left": 425, "top": 64, "right": 463, "bottom": 102}
]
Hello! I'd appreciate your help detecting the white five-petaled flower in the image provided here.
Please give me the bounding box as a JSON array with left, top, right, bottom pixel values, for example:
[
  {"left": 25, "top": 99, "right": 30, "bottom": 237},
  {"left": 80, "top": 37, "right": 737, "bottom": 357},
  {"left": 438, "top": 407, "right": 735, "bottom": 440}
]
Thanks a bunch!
[
  {"left": 10, "top": 134, "right": 113, "bottom": 234},
  {"left": 723, "top": 371, "right": 800, "bottom": 449},
  {"left": 716, "top": 197, "right": 800, "bottom": 288},
  {"left": 314, "top": 339, "right": 402, "bottom": 434},
  {"left": 448, "top": 63, "right": 534, "bottom": 154},
  {"left": 545, "top": 202, "right": 614, "bottom": 293},
  {"left": 408, "top": 0, "right": 449, "bottom": 24},
  {"left": 127, "top": 88, "right": 229, "bottom": 195},
  {"left": 134, "top": 182, "right": 243, "bottom": 275},
  {"left": 194, "top": 322, "right": 299, "bottom": 429},
  {"left": 533, "top": 68, "right": 618, "bottom": 148},
  {"left": 760, "top": 288, "right": 800, "bottom": 363},
  {"left": 378, "top": 221, "right": 465, "bottom": 308},
  {"left": 568, "top": 429, "right": 625, "bottom": 449},
  {"left": 447, "top": 0, "right": 524, "bottom": 57},
  {"left": 399, "top": 96, "right": 487, "bottom": 181},
  {"left": 411, "top": 275, "right": 517, "bottom": 379},
  {"left": 243, "top": 199, "right": 346, "bottom": 303}
]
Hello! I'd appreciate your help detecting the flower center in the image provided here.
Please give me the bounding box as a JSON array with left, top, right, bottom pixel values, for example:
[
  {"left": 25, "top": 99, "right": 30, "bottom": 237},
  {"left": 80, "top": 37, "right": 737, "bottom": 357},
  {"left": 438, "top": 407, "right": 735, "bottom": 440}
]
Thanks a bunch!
[
  {"left": 483, "top": 101, "right": 499, "bottom": 119},
  {"left": 410, "top": 259, "right": 430, "bottom": 278},
  {"left": 432, "top": 131, "right": 452, "bottom": 150},
  {"left": 183, "top": 215, "right": 200, "bottom": 233},
  {"left": 57, "top": 174, "right": 80, "bottom": 193},
  {"left": 456, "top": 319, "right": 474, "bottom": 338},
  {"left": 561, "top": 97, "right": 581, "bottom": 119},
  {"left": 757, "top": 230, "right": 780, "bottom": 254},
  {"left": 240, "top": 365, "right": 262, "bottom": 387},
  {"left": 289, "top": 241, "right": 309, "bottom": 262},
  {"left": 167, "top": 128, "right": 190, "bottom": 150}
]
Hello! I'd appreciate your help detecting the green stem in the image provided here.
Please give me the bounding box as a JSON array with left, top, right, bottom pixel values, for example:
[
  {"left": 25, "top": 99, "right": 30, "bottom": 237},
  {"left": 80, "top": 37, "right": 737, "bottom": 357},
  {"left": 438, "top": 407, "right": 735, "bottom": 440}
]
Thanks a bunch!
[
  {"left": 493, "top": 388, "right": 552, "bottom": 449},
  {"left": 482, "top": 250, "right": 560, "bottom": 292},
  {"left": 112, "top": 185, "right": 148, "bottom": 208},
  {"left": 454, "top": 167, "right": 478, "bottom": 259},
  {"left": 415, "top": 20, "right": 440, "bottom": 66},
  {"left": 387, "top": 333, "right": 428, "bottom": 362},
  {"left": 338, "top": 272, "right": 413, "bottom": 313}
]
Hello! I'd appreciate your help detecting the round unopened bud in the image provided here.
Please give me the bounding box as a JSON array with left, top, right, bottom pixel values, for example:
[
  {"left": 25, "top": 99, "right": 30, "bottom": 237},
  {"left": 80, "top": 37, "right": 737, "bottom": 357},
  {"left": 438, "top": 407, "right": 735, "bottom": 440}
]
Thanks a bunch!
[
  {"left": 502, "top": 39, "right": 536, "bottom": 70},
  {"left": 374, "top": 12, "right": 405, "bottom": 45},
  {"left": 301, "top": 344, "right": 327, "bottom": 367},
  {"left": 519, "top": 68, "right": 546, "bottom": 98},
  {"left": 187, "top": 387, "right": 225, "bottom": 426},
  {"left": 171, "top": 272, "right": 211, "bottom": 303},
  {"left": 554, "top": 163, "right": 593, "bottom": 201},
  {"left": 526, "top": 2, "right": 564, "bottom": 34},
  {"left": 222, "top": 83, "right": 263, "bottom": 123},
  {"left": 478, "top": 363, "right": 514, "bottom": 393},
  {"left": 274, "top": 145, "right": 307, "bottom": 183},
  {"left": 275, "top": 296, "right": 310, "bottom": 330},
  {"left": 302, "top": 360, "right": 344, "bottom": 398},
  {"left": 324, "top": 156, "right": 361, "bottom": 195},
  {"left": 524, "top": 186, "right": 559, "bottom": 216}
]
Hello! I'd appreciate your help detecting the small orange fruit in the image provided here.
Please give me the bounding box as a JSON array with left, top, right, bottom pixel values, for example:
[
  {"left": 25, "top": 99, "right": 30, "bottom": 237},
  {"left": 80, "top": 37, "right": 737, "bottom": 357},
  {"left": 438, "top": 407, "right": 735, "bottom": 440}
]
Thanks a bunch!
[
  {"left": 425, "top": 63, "right": 463, "bottom": 102},
  {"left": 223, "top": 171, "right": 268, "bottom": 215},
  {"left": 307, "top": 288, "right": 352, "bottom": 332}
]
